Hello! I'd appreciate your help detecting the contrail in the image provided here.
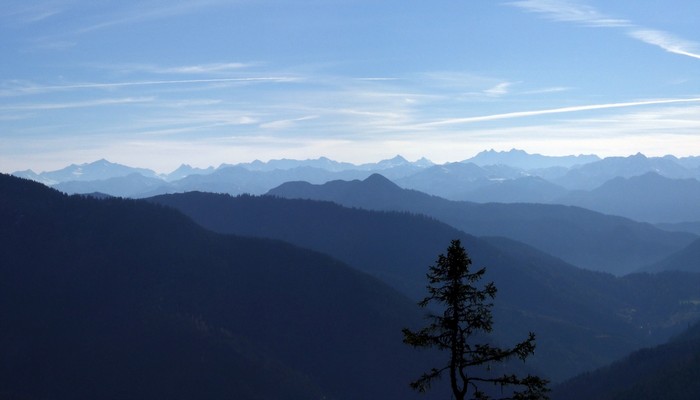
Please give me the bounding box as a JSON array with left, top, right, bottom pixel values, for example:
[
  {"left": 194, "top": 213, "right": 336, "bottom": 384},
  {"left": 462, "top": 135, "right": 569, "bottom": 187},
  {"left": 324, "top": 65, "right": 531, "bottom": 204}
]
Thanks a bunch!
[{"left": 420, "top": 97, "right": 700, "bottom": 127}]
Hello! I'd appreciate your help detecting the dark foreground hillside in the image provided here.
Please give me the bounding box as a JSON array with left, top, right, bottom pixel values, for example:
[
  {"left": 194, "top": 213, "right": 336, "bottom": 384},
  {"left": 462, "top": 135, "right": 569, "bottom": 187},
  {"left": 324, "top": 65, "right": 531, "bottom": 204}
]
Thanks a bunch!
[
  {"left": 0, "top": 174, "right": 439, "bottom": 399},
  {"left": 553, "top": 321, "right": 700, "bottom": 400}
]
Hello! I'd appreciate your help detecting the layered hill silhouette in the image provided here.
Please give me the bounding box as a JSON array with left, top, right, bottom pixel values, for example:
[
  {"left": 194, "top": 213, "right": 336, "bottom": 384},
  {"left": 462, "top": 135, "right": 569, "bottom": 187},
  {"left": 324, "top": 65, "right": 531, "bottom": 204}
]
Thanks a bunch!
[
  {"left": 656, "top": 221, "right": 700, "bottom": 236},
  {"left": 553, "top": 153, "right": 697, "bottom": 190},
  {"left": 0, "top": 174, "right": 442, "bottom": 400},
  {"left": 268, "top": 174, "right": 696, "bottom": 275},
  {"left": 553, "top": 321, "right": 700, "bottom": 400},
  {"left": 559, "top": 172, "right": 700, "bottom": 223},
  {"left": 644, "top": 237, "right": 700, "bottom": 273},
  {"left": 53, "top": 173, "right": 167, "bottom": 198},
  {"left": 149, "top": 191, "right": 700, "bottom": 382},
  {"left": 20, "top": 152, "right": 700, "bottom": 225}
]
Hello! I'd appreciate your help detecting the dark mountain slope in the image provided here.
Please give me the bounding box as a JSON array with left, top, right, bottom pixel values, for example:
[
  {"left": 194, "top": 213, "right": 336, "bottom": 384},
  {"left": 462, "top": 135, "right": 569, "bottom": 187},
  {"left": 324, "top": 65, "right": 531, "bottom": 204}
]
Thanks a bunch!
[
  {"left": 553, "top": 320, "right": 700, "bottom": 400},
  {"left": 149, "top": 191, "right": 700, "bottom": 382},
  {"left": 0, "top": 174, "right": 435, "bottom": 400},
  {"left": 149, "top": 191, "right": 465, "bottom": 298},
  {"left": 268, "top": 174, "right": 695, "bottom": 275},
  {"left": 656, "top": 221, "right": 700, "bottom": 236},
  {"left": 644, "top": 237, "right": 700, "bottom": 273}
]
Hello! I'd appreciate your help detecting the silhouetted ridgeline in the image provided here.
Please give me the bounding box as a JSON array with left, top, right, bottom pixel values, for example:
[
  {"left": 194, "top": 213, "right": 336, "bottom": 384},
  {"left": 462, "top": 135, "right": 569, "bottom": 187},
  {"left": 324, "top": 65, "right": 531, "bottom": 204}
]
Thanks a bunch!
[
  {"left": 553, "top": 321, "right": 700, "bottom": 400},
  {"left": 149, "top": 191, "right": 700, "bottom": 382},
  {"left": 267, "top": 174, "right": 696, "bottom": 275},
  {"left": 558, "top": 172, "right": 700, "bottom": 223},
  {"left": 23, "top": 152, "right": 700, "bottom": 224},
  {"left": 644, "top": 237, "right": 700, "bottom": 273},
  {"left": 0, "top": 174, "right": 441, "bottom": 400}
]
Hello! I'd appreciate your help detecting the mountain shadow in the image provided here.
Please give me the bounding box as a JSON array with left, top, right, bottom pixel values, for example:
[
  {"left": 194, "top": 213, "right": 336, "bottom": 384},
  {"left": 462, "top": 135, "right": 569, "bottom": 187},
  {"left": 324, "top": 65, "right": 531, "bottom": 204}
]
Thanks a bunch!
[
  {"left": 149, "top": 191, "right": 700, "bottom": 382},
  {"left": 267, "top": 174, "right": 696, "bottom": 275},
  {"left": 0, "top": 174, "right": 440, "bottom": 400}
]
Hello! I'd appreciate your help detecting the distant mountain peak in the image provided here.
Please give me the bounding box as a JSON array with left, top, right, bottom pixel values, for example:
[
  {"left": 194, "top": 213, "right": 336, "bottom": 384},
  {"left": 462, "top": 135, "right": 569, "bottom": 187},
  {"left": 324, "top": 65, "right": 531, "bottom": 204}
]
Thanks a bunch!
[
  {"left": 466, "top": 149, "right": 599, "bottom": 170},
  {"left": 376, "top": 155, "right": 409, "bottom": 166},
  {"left": 507, "top": 148, "right": 529, "bottom": 155},
  {"left": 414, "top": 157, "right": 434, "bottom": 167},
  {"left": 363, "top": 173, "right": 397, "bottom": 186},
  {"left": 479, "top": 148, "right": 529, "bottom": 156}
]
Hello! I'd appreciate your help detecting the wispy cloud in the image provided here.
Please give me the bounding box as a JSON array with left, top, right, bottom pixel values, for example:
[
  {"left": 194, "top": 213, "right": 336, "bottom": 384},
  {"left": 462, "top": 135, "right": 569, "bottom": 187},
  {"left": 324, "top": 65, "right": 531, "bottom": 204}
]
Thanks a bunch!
[
  {"left": 73, "top": 0, "right": 238, "bottom": 35},
  {"left": 260, "top": 116, "right": 319, "bottom": 130},
  {"left": 483, "top": 82, "right": 512, "bottom": 97},
  {"left": 354, "top": 77, "right": 401, "bottom": 82},
  {"left": 0, "top": 97, "right": 154, "bottom": 111},
  {"left": 0, "top": 77, "right": 301, "bottom": 97},
  {"left": 509, "top": 0, "right": 700, "bottom": 61},
  {"left": 134, "top": 109, "right": 260, "bottom": 133},
  {"left": 102, "top": 62, "right": 258, "bottom": 75},
  {"left": 629, "top": 29, "right": 700, "bottom": 60},
  {"left": 1, "top": 2, "right": 64, "bottom": 25},
  {"left": 420, "top": 97, "right": 700, "bottom": 127},
  {"left": 27, "top": 38, "right": 77, "bottom": 51},
  {"left": 154, "top": 63, "right": 254, "bottom": 74},
  {"left": 520, "top": 86, "right": 572, "bottom": 95},
  {"left": 18, "top": 0, "right": 239, "bottom": 50},
  {"left": 508, "top": 0, "right": 630, "bottom": 27}
]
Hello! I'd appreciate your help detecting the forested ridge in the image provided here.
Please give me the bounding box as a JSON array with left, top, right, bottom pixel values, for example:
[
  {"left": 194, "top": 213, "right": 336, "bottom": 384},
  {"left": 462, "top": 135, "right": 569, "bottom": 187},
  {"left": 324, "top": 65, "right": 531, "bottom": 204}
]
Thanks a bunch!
[{"left": 0, "top": 174, "right": 441, "bottom": 399}]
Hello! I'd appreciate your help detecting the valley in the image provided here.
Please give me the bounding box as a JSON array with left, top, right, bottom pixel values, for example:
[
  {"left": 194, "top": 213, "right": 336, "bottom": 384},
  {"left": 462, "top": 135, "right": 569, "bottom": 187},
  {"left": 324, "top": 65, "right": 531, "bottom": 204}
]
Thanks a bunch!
[{"left": 6, "top": 149, "right": 700, "bottom": 399}]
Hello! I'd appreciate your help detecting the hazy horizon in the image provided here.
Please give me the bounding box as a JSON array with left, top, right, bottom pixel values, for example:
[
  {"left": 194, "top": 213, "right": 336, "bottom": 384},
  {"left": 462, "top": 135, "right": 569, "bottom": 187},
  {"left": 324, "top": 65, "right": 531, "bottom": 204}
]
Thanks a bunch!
[{"left": 7, "top": 148, "right": 693, "bottom": 176}]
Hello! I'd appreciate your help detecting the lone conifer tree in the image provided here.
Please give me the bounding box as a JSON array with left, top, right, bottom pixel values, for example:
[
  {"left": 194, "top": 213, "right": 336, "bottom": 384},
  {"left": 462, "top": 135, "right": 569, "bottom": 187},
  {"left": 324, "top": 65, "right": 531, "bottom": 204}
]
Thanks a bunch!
[{"left": 403, "top": 239, "right": 549, "bottom": 400}]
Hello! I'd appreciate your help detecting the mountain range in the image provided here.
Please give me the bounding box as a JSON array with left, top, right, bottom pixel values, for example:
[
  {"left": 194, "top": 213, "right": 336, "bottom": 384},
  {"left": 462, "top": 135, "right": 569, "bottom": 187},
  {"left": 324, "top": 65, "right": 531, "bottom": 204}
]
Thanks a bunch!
[
  {"left": 0, "top": 174, "right": 446, "bottom": 400},
  {"left": 14, "top": 149, "right": 700, "bottom": 225},
  {"left": 6, "top": 160, "right": 700, "bottom": 398},
  {"left": 268, "top": 174, "right": 696, "bottom": 275},
  {"left": 147, "top": 191, "right": 700, "bottom": 382}
]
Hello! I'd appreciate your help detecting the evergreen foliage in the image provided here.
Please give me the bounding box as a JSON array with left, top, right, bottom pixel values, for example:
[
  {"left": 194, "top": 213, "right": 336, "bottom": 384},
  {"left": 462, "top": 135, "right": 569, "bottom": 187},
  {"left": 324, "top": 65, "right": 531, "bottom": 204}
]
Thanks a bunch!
[{"left": 403, "top": 240, "right": 549, "bottom": 399}]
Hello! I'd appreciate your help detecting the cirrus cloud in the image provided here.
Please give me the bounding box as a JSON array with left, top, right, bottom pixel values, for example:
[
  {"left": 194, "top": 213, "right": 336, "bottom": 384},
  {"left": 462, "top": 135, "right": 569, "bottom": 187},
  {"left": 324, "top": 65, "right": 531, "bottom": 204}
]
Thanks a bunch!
[{"left": 509, "top": 0, "right": 700, "bottom": 61}]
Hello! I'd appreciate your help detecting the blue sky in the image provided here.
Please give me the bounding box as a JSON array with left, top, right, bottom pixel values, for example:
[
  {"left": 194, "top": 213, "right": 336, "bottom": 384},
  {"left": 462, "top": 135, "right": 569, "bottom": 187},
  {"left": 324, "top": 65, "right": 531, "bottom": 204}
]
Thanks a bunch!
[{"left": 2, "top": 0, "right": 700, "bottom": 173}]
